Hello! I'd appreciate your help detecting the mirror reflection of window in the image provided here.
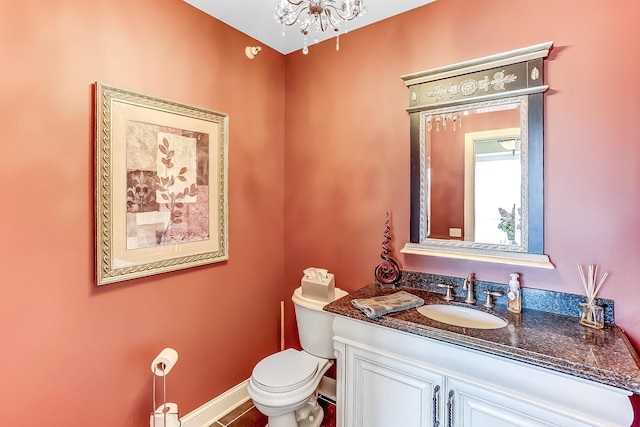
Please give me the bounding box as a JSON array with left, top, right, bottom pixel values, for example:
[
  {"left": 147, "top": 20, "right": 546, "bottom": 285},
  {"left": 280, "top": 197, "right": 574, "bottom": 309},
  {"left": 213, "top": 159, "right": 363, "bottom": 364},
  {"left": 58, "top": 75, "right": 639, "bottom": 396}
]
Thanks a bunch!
[
  {"left": 427, "top": 102, "right": 523, "bottom": 246},
  {"left": 462, "top": 125, "right": 523, "bottom": 246},
  {"left": 473, "top": 138, "right": 521, "bottom": 245}
]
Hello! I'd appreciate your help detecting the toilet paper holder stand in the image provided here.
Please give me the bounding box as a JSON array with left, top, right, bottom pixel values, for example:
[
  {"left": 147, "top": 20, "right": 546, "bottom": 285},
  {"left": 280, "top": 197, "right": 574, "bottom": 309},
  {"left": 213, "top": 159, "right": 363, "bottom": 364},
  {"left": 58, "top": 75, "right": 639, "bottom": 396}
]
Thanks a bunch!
[{"left": 151, "top": 360, "right": 180, "bottom": 427}]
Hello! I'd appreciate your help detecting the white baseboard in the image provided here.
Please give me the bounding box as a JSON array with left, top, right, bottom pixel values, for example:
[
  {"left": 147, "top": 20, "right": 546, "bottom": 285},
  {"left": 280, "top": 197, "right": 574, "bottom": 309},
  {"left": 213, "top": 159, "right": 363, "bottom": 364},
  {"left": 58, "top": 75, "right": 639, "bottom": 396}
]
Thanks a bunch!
[
  {"left": 180, "top": 379, "right": 250, "bottom": 427},
  {"left": 318, "top": 376, "right": 336, "bottom": 401}
]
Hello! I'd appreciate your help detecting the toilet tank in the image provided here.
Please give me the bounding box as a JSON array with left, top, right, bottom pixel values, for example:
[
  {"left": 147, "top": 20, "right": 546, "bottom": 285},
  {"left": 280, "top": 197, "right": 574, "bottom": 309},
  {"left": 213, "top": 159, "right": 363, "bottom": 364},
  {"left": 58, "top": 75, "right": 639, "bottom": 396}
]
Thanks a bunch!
[{"left": 292, "top": 286, "right": 348, "bottom": 359}]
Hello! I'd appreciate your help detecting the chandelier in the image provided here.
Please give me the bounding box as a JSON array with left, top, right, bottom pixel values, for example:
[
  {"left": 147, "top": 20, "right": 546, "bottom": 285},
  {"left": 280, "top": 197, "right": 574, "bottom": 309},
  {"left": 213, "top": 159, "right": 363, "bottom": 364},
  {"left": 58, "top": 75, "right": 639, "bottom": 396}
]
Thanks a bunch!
[{"left": 275, "top": 0, "right": 367, "bottom": 54}]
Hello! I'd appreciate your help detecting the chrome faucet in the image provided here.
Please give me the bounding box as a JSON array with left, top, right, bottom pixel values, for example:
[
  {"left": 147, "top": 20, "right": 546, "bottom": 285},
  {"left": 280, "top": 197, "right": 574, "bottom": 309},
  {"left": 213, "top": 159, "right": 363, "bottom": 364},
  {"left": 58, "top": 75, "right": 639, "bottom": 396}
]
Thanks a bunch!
[{"left": 463, "top": 273, "right": 476, "bottom": 304}]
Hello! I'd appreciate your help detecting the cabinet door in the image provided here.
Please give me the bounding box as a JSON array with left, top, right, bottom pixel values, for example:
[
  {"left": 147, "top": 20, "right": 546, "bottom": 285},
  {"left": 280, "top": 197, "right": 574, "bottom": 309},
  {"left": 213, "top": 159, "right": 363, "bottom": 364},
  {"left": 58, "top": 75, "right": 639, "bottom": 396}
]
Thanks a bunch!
[
  {"left": 346, "top": 345, "right": 444, "bottom": 427},
  {"left": 446, "top": 377, "right": 602, "bottom": 427}
]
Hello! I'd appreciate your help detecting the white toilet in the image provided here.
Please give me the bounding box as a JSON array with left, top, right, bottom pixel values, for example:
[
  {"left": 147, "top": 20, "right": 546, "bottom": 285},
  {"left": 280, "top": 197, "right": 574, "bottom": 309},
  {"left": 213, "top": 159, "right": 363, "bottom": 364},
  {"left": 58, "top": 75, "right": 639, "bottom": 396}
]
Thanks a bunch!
[{"left": 247, "top": 286, "right": 347, "bottom": 427}]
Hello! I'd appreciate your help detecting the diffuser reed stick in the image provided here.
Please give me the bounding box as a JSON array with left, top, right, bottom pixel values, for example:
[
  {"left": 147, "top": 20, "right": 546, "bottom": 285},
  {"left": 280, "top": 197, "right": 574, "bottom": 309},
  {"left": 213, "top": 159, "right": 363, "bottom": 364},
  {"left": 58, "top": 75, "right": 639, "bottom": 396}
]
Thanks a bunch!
[
  {"left": 578, "top": 264, "right": 608, "bottom": 304},
  {"left": 577, "top": 264, "right": 608, "bottom": 328}
]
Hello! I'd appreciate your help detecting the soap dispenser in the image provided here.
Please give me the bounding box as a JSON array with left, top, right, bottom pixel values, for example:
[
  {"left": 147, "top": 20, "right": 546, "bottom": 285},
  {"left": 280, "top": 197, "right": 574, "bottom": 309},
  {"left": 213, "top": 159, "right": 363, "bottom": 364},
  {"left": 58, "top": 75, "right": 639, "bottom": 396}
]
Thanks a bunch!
[{"left": 507, "top": 273, "right": 522, "bottom": 313}]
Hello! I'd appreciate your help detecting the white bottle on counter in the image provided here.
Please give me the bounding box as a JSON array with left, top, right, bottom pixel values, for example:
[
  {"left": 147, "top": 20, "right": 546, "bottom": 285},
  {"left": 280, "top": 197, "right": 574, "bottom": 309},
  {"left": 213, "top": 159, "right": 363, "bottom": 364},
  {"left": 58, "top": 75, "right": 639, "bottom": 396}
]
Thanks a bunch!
[{"left": 507, "top": 273, "right": 522, "bottom": 313}]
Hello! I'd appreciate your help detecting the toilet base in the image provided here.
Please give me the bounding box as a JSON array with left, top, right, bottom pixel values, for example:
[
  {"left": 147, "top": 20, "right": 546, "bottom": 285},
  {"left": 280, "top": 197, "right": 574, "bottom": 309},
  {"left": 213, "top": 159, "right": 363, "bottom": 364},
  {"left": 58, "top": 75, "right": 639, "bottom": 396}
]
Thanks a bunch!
[
  {"left": 265, "top": 411, "right": 296, "bottom": 427},
  {"left": 265, "top": 396, "right": 324, "bottom": 427},
  {"left": 297, "top": 398, "right": 323, "bottom": 427}
]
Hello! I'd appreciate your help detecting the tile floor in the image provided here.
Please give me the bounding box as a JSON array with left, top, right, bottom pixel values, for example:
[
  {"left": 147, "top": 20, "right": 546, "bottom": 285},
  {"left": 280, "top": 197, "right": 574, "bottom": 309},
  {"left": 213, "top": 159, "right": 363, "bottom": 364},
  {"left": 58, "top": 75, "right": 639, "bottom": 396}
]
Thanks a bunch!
[{"left": 210, "top": 395, "right": 336, "bottom": 427}]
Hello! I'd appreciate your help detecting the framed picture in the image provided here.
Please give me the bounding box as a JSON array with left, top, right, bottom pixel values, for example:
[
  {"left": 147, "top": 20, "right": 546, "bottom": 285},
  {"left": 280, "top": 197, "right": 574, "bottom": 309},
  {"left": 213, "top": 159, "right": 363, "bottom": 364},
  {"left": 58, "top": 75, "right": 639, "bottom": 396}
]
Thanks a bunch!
[{"left": 95, "top": 82, "right": 228, "bottom": 285}]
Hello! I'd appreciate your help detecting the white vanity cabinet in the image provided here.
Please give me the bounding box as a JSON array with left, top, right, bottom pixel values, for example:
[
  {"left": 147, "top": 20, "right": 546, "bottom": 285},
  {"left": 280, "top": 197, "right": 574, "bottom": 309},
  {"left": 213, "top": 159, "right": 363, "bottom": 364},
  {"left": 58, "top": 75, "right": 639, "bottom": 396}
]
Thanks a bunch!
[
  {"left": 344, "top": 344, "right": 444, "bottom": 427},
  {"left": 333, "top": 315, "right": 633, "bottom": 427},
  {"left": 444, "top": 377, "right": 587, "bottom": 427}
]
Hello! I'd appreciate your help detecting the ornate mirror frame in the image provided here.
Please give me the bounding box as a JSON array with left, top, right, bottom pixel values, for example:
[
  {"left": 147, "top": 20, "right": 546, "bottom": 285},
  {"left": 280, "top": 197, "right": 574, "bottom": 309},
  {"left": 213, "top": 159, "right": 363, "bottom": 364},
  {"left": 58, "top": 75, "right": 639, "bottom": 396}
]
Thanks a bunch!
[{"left": 400, "top": 42, "right": 554, "bottom": 268}]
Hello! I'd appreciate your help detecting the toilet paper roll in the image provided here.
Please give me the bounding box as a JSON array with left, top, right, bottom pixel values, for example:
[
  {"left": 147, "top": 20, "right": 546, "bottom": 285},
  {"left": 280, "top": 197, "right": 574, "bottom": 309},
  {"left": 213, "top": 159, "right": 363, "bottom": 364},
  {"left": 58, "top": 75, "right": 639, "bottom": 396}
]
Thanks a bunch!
[
  {"left": 150, "top": 402, "right": 179, "bottom": 427},
  {"left": 151, "top": 348, "right": 178, "bottom": 376}
]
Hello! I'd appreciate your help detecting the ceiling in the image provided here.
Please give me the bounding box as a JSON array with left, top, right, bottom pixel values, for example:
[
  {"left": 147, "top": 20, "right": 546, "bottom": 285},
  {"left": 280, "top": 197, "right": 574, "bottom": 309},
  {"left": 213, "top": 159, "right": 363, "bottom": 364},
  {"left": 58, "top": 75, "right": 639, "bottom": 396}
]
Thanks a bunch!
[{"left": 183, "top": 0, "right": 436, "bottom": 55}]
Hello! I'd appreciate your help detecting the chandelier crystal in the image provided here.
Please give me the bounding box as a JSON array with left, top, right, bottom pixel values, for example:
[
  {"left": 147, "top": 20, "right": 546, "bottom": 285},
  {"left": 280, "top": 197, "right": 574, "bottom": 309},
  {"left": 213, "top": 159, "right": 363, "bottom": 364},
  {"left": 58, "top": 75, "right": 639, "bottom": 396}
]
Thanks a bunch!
[
  {"left": 275, "top": 0, "right": 367, "bottom": 54},
  {"left": 425, "top": 112, "right": 467, "bottom": 132}
]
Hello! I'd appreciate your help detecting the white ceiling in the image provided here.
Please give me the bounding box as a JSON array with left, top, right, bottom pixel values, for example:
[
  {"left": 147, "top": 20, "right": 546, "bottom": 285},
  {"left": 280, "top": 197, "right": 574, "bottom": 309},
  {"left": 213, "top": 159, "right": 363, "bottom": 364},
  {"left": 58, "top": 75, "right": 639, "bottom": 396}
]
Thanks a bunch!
[{"left": 183, "top": 0, "right": 436, "bottom": 55}]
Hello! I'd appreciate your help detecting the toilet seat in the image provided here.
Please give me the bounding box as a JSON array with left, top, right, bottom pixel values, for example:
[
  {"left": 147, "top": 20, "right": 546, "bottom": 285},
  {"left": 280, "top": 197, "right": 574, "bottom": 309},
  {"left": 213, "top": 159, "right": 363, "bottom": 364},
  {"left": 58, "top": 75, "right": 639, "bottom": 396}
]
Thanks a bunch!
[{"left": 252, "top": 349, "right": 319, "bottom": 393}]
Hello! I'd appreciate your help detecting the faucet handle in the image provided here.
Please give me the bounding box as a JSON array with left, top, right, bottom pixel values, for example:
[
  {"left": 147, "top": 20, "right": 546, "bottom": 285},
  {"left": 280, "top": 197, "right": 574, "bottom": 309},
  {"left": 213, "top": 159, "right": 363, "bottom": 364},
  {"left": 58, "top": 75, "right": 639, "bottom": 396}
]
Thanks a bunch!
[
  {"left": 483, "top": 291, "right": 503, "bottom": 309},
  {"left": 437, "top": 284, "right": 455, "bottom": 301}
]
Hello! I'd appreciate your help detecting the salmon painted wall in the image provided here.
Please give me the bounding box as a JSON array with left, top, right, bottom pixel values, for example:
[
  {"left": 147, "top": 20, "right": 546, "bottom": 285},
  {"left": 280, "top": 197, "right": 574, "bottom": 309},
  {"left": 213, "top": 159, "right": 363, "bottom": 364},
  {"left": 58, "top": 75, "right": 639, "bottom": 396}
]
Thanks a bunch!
[
  {"left": 0, "top": 1, "right": 285, "bottom": 425},
  {"left": 283, "top": 0, "right": 640, "bottom": 374}
]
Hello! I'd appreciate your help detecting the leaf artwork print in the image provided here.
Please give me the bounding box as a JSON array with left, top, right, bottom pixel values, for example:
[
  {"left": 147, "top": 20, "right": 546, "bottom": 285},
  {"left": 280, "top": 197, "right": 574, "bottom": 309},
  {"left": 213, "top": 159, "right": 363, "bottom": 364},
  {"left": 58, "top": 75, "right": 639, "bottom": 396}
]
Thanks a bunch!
[{"left": 125, "top": 122, "right": 210, "bottom": 249}]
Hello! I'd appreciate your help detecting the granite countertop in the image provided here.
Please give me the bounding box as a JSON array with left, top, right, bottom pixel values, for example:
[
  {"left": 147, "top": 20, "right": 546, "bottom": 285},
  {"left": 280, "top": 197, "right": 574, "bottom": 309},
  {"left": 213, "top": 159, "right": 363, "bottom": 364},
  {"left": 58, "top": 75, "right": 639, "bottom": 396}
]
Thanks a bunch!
[{"left": 324, "top": 283, "right": 640, "bottom": 394}]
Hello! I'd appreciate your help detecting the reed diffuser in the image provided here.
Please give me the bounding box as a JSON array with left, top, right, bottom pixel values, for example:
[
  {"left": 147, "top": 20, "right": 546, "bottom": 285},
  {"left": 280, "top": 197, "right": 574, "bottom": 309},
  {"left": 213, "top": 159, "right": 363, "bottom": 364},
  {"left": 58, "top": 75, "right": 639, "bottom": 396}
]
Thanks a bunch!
[{"left": 577, "top": 264, "right": 608, "bottom": 329}]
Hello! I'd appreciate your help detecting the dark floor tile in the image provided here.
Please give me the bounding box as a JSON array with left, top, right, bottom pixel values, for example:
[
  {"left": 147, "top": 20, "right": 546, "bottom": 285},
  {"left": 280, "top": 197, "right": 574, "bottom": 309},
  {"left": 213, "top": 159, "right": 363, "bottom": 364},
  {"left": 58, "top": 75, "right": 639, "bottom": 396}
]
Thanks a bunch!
[
  {"left": 227, "top": 406, "right": 267, "bottom": 427},
  {"left": 217, "top": 400, "right": 255, "bottom": 426},
  {"left": 319, "top": 396, "right": 336, "bottom": 427}
]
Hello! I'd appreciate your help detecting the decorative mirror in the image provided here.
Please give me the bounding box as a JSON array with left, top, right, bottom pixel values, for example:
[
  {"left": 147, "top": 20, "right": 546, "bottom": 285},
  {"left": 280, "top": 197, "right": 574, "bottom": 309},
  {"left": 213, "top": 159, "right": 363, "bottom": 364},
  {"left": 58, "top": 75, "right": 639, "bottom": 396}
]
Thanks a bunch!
[{"left": 400, "top": 42, "right": 553, "bottom": 268}]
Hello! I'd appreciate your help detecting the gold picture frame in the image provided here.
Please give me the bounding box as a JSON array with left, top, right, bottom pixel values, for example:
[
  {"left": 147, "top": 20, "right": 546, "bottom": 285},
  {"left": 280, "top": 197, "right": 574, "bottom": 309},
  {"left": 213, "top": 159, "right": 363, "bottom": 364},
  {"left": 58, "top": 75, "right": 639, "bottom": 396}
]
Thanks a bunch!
[{"left": 95, "top": 82, "right": 229, "bottom": 285}]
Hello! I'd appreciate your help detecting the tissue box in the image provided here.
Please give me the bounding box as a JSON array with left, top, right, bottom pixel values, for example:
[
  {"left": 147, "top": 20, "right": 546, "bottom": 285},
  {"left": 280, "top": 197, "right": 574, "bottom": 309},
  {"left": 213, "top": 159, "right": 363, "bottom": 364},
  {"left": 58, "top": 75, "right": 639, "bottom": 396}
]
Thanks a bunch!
[{"left": 302, "top": 273, "right": 335, "bottom": 302}]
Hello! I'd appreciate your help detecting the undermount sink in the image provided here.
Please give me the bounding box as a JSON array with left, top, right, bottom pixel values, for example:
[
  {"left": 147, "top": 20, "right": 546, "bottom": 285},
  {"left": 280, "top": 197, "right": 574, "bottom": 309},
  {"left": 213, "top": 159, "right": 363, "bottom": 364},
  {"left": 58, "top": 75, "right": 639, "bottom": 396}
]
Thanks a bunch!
[{"left": 417, "top": 304, "right": 507, "bottom": 329}]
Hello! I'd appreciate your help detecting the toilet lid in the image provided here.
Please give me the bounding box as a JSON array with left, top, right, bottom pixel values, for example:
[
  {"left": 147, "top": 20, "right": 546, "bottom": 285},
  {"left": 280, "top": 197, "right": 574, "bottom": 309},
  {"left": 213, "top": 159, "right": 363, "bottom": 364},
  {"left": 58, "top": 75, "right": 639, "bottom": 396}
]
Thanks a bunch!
[{"left": 252, "top": 349, "right": 319, "bottom": 393}]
